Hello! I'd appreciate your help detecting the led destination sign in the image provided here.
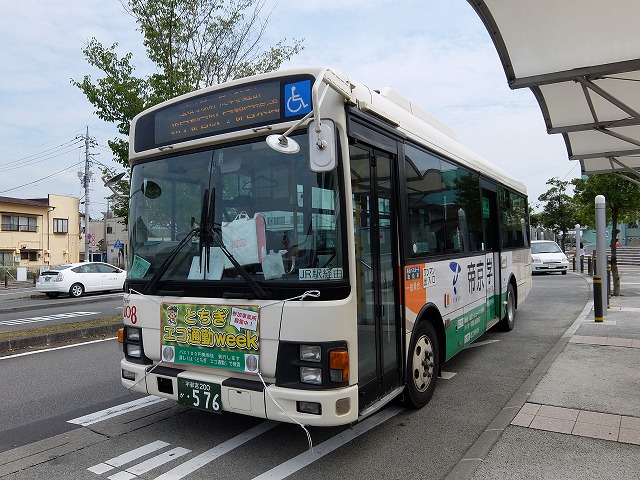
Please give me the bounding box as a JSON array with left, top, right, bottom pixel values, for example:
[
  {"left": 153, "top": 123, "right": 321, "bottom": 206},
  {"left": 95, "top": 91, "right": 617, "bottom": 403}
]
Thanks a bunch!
[{"left": 133, "top": 76, "right": 313, "bottom": 152}]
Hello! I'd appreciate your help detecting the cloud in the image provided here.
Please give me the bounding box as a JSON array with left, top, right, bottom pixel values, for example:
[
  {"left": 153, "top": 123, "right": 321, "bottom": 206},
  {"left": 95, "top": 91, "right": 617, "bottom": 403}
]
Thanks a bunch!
[{"left": 0, "top": 0, "right": 576, "bottom": 214}]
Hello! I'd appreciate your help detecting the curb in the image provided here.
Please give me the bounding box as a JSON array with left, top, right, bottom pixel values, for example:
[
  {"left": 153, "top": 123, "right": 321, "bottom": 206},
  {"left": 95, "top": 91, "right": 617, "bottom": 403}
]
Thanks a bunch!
[{"left": 0, "top": 322, "right": 121, "bottom": 353}]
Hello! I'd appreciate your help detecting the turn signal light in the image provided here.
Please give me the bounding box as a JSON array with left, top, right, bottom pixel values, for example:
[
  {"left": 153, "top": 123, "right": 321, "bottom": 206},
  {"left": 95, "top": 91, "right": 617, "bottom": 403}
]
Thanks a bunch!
[
  {"left": 117, "top": 327, "right": 124, "bottom": 343},
  {"left": 329, "top": 349, "right": 349, "bottom": 382}
]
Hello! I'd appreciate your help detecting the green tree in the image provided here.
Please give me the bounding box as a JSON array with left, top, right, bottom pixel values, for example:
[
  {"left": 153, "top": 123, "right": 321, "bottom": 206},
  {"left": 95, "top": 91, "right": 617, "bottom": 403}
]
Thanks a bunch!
[
  {"left": 528, "top": 204, "right": 542, "bottom": 230},
  {"left": 537, "top": 178, "right": 577, "bottom": 251},
  {"left": 72, "top": 0, "right": 304, "bottom": 220},
  {"left": 572, "top": 173, "right": 640, "bottom": 296}
]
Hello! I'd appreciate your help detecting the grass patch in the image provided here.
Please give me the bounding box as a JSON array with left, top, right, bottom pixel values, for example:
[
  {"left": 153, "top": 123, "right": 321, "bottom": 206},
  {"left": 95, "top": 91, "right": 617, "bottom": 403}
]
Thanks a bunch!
[{"left": 0, "top": 315, "right": 122, "bottom": 342}]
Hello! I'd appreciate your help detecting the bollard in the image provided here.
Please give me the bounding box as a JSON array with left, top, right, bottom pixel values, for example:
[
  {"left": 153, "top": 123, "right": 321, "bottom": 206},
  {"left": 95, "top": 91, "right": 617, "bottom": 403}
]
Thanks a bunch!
[
  {"left": 572, "top": 255, "right": 576, "bottom": 272},
  {"left": 593, "top": 276, "right": 604, "bottom": 322},
  {"left": 3, "top": 275, "right": 6, "bottom": 289},
  {"left": 587, "top": 256, "right": 593, "bottom": 276},
  {"left": 607, "top": 263, "right": 611, "bottom": 308}
]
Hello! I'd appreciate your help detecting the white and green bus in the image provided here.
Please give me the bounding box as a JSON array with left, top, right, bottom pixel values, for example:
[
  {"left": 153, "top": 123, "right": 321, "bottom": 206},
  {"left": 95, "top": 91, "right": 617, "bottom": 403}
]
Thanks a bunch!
[{"left": 119, "top": 67, "right": 532, "bottom": 426}]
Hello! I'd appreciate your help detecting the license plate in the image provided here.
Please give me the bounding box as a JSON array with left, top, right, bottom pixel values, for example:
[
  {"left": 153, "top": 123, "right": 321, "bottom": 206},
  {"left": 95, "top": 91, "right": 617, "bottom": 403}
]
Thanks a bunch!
[
  {"left": 45, "top": 277, "right": 51, "bottom": 282},
  {"left": 177, "top": 378, "right": 222, "bottom": 413}
]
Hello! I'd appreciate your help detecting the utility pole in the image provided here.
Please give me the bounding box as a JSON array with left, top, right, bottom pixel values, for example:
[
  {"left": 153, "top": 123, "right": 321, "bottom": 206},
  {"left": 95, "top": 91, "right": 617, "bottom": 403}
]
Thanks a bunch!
[{"left": 78, "top": 126, "right": 97, "bottom": 262}]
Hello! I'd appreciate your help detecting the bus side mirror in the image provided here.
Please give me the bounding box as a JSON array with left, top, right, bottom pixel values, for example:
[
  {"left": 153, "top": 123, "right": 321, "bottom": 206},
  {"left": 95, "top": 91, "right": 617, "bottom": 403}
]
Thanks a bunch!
[{"left": 309, "top": 120, "right": 336, "bottom": 172}]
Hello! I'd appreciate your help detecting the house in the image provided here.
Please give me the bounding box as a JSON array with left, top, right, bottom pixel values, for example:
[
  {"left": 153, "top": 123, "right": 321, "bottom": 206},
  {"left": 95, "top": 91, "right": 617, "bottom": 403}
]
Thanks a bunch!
[
  {"left": 0, "top": 194, "right": 80, "bottom": 269},
  {"left": 88, "top": 213, "right": 127, "bottom": 268}
]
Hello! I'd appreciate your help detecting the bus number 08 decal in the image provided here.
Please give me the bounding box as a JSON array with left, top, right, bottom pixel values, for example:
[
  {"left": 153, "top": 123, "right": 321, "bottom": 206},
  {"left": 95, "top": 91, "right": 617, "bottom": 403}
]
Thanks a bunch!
[{"left": 124, "top": 305, "right": 138, "bottom": 324}]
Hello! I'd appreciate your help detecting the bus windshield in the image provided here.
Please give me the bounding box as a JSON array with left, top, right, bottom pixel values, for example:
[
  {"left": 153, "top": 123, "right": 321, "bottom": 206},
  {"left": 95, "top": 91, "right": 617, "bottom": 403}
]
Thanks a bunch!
[{"left": 127, "top": 133, "right": 345, "bottom": 289}]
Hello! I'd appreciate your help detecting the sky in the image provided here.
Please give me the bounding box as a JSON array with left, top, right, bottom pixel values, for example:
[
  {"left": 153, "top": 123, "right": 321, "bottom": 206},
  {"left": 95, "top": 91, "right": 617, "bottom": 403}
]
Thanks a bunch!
[{"left": 0, "top": 0, "right": 581, "bottom": 220}]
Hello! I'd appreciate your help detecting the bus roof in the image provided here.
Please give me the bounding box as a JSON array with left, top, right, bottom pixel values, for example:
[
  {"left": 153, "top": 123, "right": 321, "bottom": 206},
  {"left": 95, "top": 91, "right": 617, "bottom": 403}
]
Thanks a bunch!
[{"left": 131, "top": 66, "right": 527, "bottom": 196}]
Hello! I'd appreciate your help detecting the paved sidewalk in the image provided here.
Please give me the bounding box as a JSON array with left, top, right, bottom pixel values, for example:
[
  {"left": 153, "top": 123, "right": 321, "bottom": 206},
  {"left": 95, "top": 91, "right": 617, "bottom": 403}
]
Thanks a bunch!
[{"left": 468, "top": 271, "right": 640, "bottom": 479}]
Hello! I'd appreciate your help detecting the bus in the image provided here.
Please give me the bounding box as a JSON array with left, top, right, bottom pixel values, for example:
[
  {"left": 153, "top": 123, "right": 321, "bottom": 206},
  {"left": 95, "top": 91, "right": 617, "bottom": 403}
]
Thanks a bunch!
[{"left": 119, "top": 67, "right": 532, "bottom": 427}]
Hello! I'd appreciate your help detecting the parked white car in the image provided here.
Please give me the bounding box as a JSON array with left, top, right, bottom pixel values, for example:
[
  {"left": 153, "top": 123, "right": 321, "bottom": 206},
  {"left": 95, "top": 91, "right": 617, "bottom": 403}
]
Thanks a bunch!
[
  {"left": 36, "top": 262, "right": 126, "bottom": 298},
  {"left": 531, "top": 240, "right": 570, "bottom": 275}
]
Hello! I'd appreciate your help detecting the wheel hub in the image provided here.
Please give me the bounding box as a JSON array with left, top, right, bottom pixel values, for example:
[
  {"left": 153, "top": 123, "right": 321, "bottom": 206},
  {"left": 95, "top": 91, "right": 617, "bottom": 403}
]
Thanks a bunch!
[{"left": 413, "top": 335, "right": 434, "bottom": 392}]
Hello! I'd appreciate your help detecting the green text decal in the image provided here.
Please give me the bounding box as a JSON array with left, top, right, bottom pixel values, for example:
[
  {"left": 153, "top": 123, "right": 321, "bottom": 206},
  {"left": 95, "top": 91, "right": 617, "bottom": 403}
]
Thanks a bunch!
[{"left": 160, "top": 303, "right": 260, "bottom": 374}]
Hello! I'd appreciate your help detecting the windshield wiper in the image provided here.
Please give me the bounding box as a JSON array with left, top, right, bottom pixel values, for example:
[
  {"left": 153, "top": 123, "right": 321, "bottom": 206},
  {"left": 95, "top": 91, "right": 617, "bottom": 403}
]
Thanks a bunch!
[
  {"left": 207, "top": 226, "right": 269, "bottom": 299},
  {"left": 205, "top": 188, "right": 269, "bottom": 299},
  {"left": 144, "top": 188, "right": 269, "bottom": 300},
  {"left": 143, "top": 188, "right": 213, "bottom": 295},
  {"left": 144, "top": 228, "right": 198, "bottom": 295}
]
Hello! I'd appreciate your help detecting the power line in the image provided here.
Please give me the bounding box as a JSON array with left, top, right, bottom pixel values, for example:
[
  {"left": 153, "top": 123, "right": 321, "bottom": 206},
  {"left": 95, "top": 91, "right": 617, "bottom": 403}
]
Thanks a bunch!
[
  {"left": 0, "top": 128, "right": 88, "bottom": 162},
  {"left": 0, "top": 138, "right": 84, "bottom": 170},
  {"left": 1, "top": 143, "right": 84, "bottom": 173},
  {"left": 0, "top": 160, "right": 84, "bottom": 194}
]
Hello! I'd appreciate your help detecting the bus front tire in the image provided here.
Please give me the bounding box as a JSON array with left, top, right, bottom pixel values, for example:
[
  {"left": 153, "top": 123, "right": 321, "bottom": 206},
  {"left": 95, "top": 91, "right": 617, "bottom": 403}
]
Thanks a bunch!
[
  {"left": 405, "top": 321, "right": 439, "bottom": 408},
  {"left": 499, "top": 283, "right": 516, "bottom": 331}
]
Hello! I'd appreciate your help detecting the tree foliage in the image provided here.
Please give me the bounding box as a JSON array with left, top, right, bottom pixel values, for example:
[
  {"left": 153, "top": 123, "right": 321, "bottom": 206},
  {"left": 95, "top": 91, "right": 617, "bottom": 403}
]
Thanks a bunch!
[
  {"left": 536, "top": 178, "right": 577, "bottom": 251},
  {"left": 71, "top": 0, "right": 304, "bottom": 220},
  {"left": 572, "top": 173, "right": 640, "bottom": 295}
]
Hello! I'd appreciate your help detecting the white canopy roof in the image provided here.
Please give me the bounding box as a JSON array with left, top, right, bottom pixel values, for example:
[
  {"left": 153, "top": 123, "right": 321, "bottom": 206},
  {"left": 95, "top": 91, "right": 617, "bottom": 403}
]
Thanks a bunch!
[{"left": 468, "top": 1, "right": 640, "bottom": 178}]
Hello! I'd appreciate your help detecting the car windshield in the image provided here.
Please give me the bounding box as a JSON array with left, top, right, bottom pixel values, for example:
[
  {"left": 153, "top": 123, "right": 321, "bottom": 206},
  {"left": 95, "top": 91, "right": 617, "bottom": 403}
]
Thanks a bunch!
[
  {"left": 127, "top": 133, "right": 344, "bottom": 288},
  {"left": 531, "top": 242, "right": 562, "bottom": 254}
]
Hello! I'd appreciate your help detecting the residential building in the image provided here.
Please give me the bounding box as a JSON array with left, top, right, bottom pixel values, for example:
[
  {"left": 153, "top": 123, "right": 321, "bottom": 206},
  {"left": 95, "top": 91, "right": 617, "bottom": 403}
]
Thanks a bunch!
[
  {"left": 87, "top": 212, "right": 127, "bottom": 268},
  {"left": 0, "top": 194, "right": 80, "bottom": 269}
]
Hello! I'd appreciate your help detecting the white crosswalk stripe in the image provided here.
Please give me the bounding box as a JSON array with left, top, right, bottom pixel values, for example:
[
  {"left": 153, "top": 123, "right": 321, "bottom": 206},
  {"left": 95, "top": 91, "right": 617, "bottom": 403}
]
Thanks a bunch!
[
  {"left": 84, "top": 405, "right": 403, "bottom": 479},
  {"left": 88, "top": 441, "right": 170, "bottom": 475},
  {"left": 0, "top": 311, "right": 97, "bottom": 326}
]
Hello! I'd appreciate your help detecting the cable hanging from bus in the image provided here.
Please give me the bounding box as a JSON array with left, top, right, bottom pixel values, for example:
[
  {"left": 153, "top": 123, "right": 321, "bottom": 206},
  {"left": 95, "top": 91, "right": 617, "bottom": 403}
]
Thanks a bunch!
[{"left": 118, "top": 67, "right": 532, "bottom": 427}]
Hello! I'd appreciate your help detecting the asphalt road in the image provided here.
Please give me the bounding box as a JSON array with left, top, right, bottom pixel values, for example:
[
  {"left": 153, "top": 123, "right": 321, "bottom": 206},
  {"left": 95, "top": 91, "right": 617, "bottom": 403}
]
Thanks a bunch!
[
  {"left": 0, "top": 292, "right": 122, "bottom": 333},
  {"left": 0, "top": 273, "right": 591, "bottom": 479}
]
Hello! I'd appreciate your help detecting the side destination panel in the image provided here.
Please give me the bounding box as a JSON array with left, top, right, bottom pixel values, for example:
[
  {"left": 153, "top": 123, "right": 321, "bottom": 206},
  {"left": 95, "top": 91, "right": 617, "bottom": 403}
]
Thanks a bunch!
[{"left": 404, "top": 253, "right": 507, "bottom": 361}]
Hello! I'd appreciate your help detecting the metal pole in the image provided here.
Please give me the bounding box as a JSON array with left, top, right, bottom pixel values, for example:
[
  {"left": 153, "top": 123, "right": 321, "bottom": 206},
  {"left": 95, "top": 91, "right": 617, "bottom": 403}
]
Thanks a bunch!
[
  {"left": 607, "top": 263, "right": 611, "bottom": 308},
  {"left": 575, "top": 223, "right": 582, "bottom": 272},
  {"left": 83, "top": 127, "right": 92, "bottom": 262},
  {"left": 595, "top": 195, "right": 607, "bottom": 316}
]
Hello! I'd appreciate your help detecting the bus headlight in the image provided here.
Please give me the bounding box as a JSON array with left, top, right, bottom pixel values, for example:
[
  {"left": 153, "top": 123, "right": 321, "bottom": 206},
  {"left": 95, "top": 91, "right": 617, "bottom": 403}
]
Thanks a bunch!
[
  {"left": 126, "top": 343, "right": 142, "bottom": 358},
  {"left": 300, "top": 345, "right": 321, "bottom": 362},
  {"left": 300, "top": 367, "right": 322, "bottom": 385},
  {"left": 122, "top": 326, "right": 151, "bottom": 364},
  {"left": 126, "top": 328, "right": 140, "bottom": 341}
]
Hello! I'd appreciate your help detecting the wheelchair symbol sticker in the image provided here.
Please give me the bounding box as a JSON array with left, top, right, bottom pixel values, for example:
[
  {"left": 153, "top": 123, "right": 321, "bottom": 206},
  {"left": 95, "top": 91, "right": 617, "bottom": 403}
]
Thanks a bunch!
[{"left": 284, "top": 80, "right": 312, "bottom": 117}]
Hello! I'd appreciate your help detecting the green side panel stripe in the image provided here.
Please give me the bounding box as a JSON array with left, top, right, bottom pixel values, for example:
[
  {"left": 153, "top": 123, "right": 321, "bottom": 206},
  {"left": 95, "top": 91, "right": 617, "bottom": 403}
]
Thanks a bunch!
[{"left": 444, "top": 294, "right": 502, "bottom": 361}]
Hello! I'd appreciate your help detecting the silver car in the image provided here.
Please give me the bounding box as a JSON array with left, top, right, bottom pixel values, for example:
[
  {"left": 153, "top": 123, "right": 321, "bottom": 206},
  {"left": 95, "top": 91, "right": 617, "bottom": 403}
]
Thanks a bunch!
[
  {"left": 36, "top": 262, "right": 126, "bottom": 298},
  {"left": 531, "top": 240, "right": 570, "bottom": 275}
]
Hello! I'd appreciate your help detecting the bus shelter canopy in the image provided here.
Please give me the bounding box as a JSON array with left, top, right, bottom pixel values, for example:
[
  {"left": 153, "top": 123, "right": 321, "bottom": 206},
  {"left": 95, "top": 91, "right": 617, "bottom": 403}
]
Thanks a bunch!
[{"left": 468, "top": 1, "right": 640, "bottom": 177}]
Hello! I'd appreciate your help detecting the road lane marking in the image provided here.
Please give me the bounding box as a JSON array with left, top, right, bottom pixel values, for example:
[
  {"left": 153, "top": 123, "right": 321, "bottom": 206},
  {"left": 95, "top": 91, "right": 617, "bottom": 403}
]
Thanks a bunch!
[
  {"left": 119, "top": 447, "right": 191, "bottom": 479},
  {"left": 84, "top": 405, "right": 401, "bottom": 479},
  {"left": 465, "top": 339, "right": 500, "bottom": 349},
  {"left": 88, "top": 441, "right": 170, "bottom": 474},
  {"left": 0, "top": 311, "right": 98, "bottom": 326},
  {"left": 253, "top": 406, "right": 404, "bottom": 480},
  {"left": 68, "top": 396, "right": 168, "bottom": 426},
  {"left": 154, "top": 421, "right": 279, "bottom": 480},
  {"left": 0, "top": 337, "right": 116, "bottom": 359}
]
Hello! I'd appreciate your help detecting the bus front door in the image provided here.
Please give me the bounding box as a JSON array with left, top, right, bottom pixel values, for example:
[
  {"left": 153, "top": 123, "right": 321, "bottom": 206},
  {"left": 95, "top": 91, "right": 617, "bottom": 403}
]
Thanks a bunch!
[
  {"left": 482, "top": 187, "right": 502, "bottom": 322},
  {"left": 350, "top": 144, "right": 402, "bottom": 411}
]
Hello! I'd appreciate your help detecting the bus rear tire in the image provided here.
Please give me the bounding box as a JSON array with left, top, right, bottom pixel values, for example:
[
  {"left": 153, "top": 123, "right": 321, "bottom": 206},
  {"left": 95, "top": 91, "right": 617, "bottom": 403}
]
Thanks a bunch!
[
  {"left": 499, "top": 283, "right": 516, "bottom": 331},
  {"left": 405, "top": 321, "right": 439, "bottom": 408}
]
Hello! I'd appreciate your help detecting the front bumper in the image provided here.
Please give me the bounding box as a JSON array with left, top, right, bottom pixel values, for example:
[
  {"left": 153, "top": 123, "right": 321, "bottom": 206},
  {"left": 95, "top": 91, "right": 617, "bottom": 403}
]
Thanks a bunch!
[
  {"left": 121, "top": 359, "right": 359, "bottom": 426},
  {"left": 532, "top": 262, "right": 569, "bottom": 273}
]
